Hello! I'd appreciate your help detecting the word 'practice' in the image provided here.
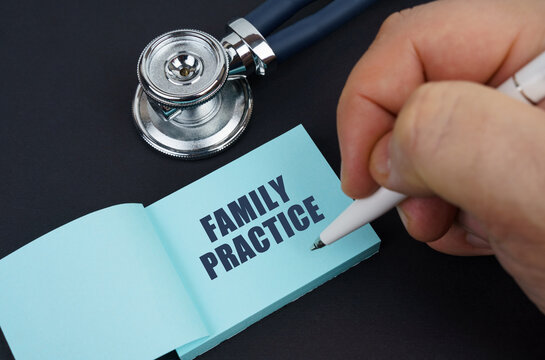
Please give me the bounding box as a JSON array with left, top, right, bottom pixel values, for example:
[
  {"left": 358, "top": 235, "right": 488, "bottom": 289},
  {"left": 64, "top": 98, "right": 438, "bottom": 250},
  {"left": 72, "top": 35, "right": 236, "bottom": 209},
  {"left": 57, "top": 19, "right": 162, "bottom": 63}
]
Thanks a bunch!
[{"left": 198, "top": 175, "right": 324, "bottom": 279}]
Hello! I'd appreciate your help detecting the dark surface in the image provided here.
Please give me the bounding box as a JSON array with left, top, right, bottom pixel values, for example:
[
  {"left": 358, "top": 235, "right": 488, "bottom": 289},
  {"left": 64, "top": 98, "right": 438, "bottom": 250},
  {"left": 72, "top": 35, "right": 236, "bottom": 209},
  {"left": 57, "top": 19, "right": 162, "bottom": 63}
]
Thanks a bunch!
[{"left": 1, "top": 0, "right": 544, "bottom": 359}]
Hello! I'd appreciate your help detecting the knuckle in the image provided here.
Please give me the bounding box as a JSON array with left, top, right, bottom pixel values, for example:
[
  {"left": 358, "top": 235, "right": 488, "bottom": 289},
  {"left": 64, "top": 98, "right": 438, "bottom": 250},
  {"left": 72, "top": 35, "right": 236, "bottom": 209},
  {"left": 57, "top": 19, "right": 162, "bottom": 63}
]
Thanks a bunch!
[
  {"left": 378, "top": 8, "right": 417, "bottom": 37},
  {"left": 378, "top": 11, "right": 404, "bottom": 36},
  {"left": 379, "top": 12, "right": 403, "bottom": 34}
]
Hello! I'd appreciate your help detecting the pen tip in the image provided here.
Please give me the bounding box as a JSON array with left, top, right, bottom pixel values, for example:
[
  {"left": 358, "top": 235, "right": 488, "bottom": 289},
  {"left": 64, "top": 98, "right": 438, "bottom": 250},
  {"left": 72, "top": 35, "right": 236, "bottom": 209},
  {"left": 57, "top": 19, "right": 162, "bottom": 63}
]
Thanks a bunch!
[{"left": 310, "top": 238, "right": 325, "bottom": 251}]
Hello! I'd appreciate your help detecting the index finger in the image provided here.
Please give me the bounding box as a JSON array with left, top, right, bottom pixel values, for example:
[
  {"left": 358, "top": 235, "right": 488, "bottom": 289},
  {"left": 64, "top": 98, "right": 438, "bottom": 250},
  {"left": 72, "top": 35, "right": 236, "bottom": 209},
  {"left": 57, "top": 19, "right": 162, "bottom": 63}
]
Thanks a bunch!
[{"left": 338, "top": 0, "right": 545, "bottom": 198}]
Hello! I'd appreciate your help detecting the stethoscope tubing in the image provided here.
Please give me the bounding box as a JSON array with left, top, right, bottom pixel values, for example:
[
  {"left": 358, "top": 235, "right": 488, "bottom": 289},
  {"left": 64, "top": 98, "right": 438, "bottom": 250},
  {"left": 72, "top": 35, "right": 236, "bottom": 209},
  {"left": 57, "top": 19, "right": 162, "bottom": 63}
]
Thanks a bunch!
[
  {"left": 246, "top": 0, "right": 378, "bottom": 61},
  {"left": 245, "top": 0, "right": 317, "bottom": 37}
]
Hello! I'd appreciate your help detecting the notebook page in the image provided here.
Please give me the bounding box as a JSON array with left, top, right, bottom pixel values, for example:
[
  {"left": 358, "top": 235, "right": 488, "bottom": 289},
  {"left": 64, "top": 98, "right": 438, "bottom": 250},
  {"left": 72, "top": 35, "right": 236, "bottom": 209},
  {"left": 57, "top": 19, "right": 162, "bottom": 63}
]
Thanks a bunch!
[
  {"left": 0, "top": 204, "right": 208, "bottom": 360},
  {"left": 146, "top": 125, "right": 380, "bottom": 359}
]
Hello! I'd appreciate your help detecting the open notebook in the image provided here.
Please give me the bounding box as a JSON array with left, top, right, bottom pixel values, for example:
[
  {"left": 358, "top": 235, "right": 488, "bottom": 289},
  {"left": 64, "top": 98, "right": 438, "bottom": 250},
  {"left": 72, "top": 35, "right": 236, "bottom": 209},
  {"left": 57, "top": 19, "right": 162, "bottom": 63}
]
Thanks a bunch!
[{"left": 0, "top": 125, "right": 380, "bottom": 360}]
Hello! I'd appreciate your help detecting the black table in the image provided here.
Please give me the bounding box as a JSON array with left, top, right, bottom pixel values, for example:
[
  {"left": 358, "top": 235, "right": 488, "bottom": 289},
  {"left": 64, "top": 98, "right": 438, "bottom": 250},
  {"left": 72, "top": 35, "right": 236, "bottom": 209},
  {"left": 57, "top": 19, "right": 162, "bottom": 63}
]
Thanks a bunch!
[{"left": 1, "top": 1, "right": 544, "bottom": 359}]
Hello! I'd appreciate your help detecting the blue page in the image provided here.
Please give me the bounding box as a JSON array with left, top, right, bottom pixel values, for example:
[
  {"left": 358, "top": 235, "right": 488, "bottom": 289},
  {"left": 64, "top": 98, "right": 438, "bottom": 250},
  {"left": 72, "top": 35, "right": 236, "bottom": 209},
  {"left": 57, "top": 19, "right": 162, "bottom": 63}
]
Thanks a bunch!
[
  {"left": 0, "top": 204, "right": 207, "bottom": 360},
  {"left": 146, "top": 125, "right": 381, "bottom": 359}
]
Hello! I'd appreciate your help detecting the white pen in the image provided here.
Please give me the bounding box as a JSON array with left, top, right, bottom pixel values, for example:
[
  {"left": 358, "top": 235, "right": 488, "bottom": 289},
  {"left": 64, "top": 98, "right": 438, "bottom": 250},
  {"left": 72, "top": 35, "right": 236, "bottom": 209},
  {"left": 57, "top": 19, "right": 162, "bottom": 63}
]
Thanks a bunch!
[{"left": 312, "top": 50, "right": 545, "bottom": 250}]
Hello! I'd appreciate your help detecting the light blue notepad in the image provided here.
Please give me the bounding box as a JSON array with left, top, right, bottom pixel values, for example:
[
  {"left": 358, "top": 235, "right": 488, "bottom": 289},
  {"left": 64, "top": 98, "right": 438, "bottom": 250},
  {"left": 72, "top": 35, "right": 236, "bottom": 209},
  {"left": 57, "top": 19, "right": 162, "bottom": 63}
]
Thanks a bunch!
[{"left": 0, "top": 125, "right": 380, "bottom": 360}]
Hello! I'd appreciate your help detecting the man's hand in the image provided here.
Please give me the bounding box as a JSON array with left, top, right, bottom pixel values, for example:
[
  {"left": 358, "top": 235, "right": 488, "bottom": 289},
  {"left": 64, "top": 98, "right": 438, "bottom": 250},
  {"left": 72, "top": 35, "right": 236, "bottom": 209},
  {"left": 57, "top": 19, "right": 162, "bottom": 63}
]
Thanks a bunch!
[{"left": 337, "top": 0, "right": 545, "bottom": 312}]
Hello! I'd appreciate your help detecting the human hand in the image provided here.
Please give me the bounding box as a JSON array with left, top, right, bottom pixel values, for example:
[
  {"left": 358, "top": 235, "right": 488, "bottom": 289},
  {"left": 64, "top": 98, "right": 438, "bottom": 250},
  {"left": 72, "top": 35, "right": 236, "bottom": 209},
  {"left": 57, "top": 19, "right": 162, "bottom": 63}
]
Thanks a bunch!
[{"left": 337, "top": 0, "right": 545, "bottom": 313}]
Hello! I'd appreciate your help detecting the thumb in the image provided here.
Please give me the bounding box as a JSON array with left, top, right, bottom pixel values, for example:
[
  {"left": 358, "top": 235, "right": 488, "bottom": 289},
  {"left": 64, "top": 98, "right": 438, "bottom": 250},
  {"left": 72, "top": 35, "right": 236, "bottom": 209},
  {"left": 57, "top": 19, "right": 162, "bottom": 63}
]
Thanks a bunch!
[
  {"left": 370, "top": 81, "right": 545, "bottom": 241},
  {"left": 369, "top": 81, "right": 545, "bottom": 312}
]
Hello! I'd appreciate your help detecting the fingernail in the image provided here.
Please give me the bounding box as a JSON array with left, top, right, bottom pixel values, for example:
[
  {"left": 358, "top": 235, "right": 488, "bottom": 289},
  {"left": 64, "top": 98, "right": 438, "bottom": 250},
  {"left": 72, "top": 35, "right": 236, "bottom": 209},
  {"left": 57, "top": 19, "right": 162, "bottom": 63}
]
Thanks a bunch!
[
  {"left": 396, "top": 206, "right": 409, "bottom": 229},
  {"left": 465, "top": 233, "right": 492, "bottom": 249},
  {"left": 371, "top": 134, "right": 397, "bottom": 188},
  {"left": 372, "top": 140, "right": 391, "bottom": 177},
  {"left": 375, "top": 159, "right": 392, "bottom": 177}
]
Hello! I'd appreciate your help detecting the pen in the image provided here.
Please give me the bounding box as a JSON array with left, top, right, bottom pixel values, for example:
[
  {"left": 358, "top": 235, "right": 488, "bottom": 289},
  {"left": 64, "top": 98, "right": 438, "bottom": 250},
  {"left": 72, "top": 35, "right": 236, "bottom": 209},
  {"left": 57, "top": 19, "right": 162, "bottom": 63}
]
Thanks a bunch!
[{"left": 312, "top": 50, "right": 545, "bottom": 250}]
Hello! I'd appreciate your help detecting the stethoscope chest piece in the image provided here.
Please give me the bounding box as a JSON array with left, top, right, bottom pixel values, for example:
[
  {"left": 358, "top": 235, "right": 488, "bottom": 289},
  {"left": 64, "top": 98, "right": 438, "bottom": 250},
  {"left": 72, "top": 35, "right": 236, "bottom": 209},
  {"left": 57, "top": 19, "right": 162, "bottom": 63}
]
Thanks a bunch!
[
  {"left": 132, "top": 1, "right": 383, "bottom": 158},
  {"left": 133, "top": 29, "right": 253, "bottom": 159}
]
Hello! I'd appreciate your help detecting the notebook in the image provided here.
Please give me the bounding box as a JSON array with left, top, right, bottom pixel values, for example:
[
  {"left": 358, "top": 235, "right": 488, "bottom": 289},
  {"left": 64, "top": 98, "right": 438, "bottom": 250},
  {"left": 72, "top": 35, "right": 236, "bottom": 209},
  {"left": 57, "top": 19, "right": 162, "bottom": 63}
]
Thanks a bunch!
[{"left": 0, "top": 125, "right": 380, "bottom": 360}]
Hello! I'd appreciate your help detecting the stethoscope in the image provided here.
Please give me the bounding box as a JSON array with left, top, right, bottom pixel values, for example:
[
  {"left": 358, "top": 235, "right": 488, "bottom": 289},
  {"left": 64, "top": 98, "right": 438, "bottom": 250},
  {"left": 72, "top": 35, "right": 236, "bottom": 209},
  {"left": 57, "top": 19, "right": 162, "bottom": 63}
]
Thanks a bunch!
[{"left": 132, "top": 0, "right": 376, "bottom": 159}]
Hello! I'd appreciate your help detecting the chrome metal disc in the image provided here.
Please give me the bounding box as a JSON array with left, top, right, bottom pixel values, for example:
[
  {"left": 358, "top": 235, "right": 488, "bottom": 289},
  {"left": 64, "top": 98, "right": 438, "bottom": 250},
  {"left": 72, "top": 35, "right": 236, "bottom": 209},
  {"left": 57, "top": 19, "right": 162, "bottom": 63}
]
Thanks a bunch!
[
  {"left": 137, "top": 29, "right": 229, "bottom": 107},
  {"left": 132, "top": 78, "right": 253, "bottom": 159}
]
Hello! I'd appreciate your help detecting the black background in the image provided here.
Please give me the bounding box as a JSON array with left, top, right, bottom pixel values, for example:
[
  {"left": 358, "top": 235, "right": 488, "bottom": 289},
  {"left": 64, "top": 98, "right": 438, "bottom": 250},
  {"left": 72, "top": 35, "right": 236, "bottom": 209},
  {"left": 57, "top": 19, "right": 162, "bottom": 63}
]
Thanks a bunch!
[{"left": 1, "top": 0, "right": 544, "bottom": 359}]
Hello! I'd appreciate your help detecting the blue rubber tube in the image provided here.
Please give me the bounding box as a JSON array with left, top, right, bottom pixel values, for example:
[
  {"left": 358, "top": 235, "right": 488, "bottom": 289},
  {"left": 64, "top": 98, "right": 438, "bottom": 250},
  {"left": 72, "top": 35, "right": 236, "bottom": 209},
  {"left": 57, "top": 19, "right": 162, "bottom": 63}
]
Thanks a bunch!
[
  {"left": 245, "top": 0, "right": 318, "bottom": 37},
  {"left": 267, "top": 0, "right": 377, "bottom": 61}
]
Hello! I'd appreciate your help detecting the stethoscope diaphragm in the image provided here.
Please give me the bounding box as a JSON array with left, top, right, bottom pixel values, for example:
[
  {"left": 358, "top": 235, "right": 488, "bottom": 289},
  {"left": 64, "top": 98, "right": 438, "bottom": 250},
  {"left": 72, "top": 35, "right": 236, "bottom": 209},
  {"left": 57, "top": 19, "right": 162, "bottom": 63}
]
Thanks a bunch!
[{"left": 137, "top": 29, "right": 229, "bottom": 108}]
